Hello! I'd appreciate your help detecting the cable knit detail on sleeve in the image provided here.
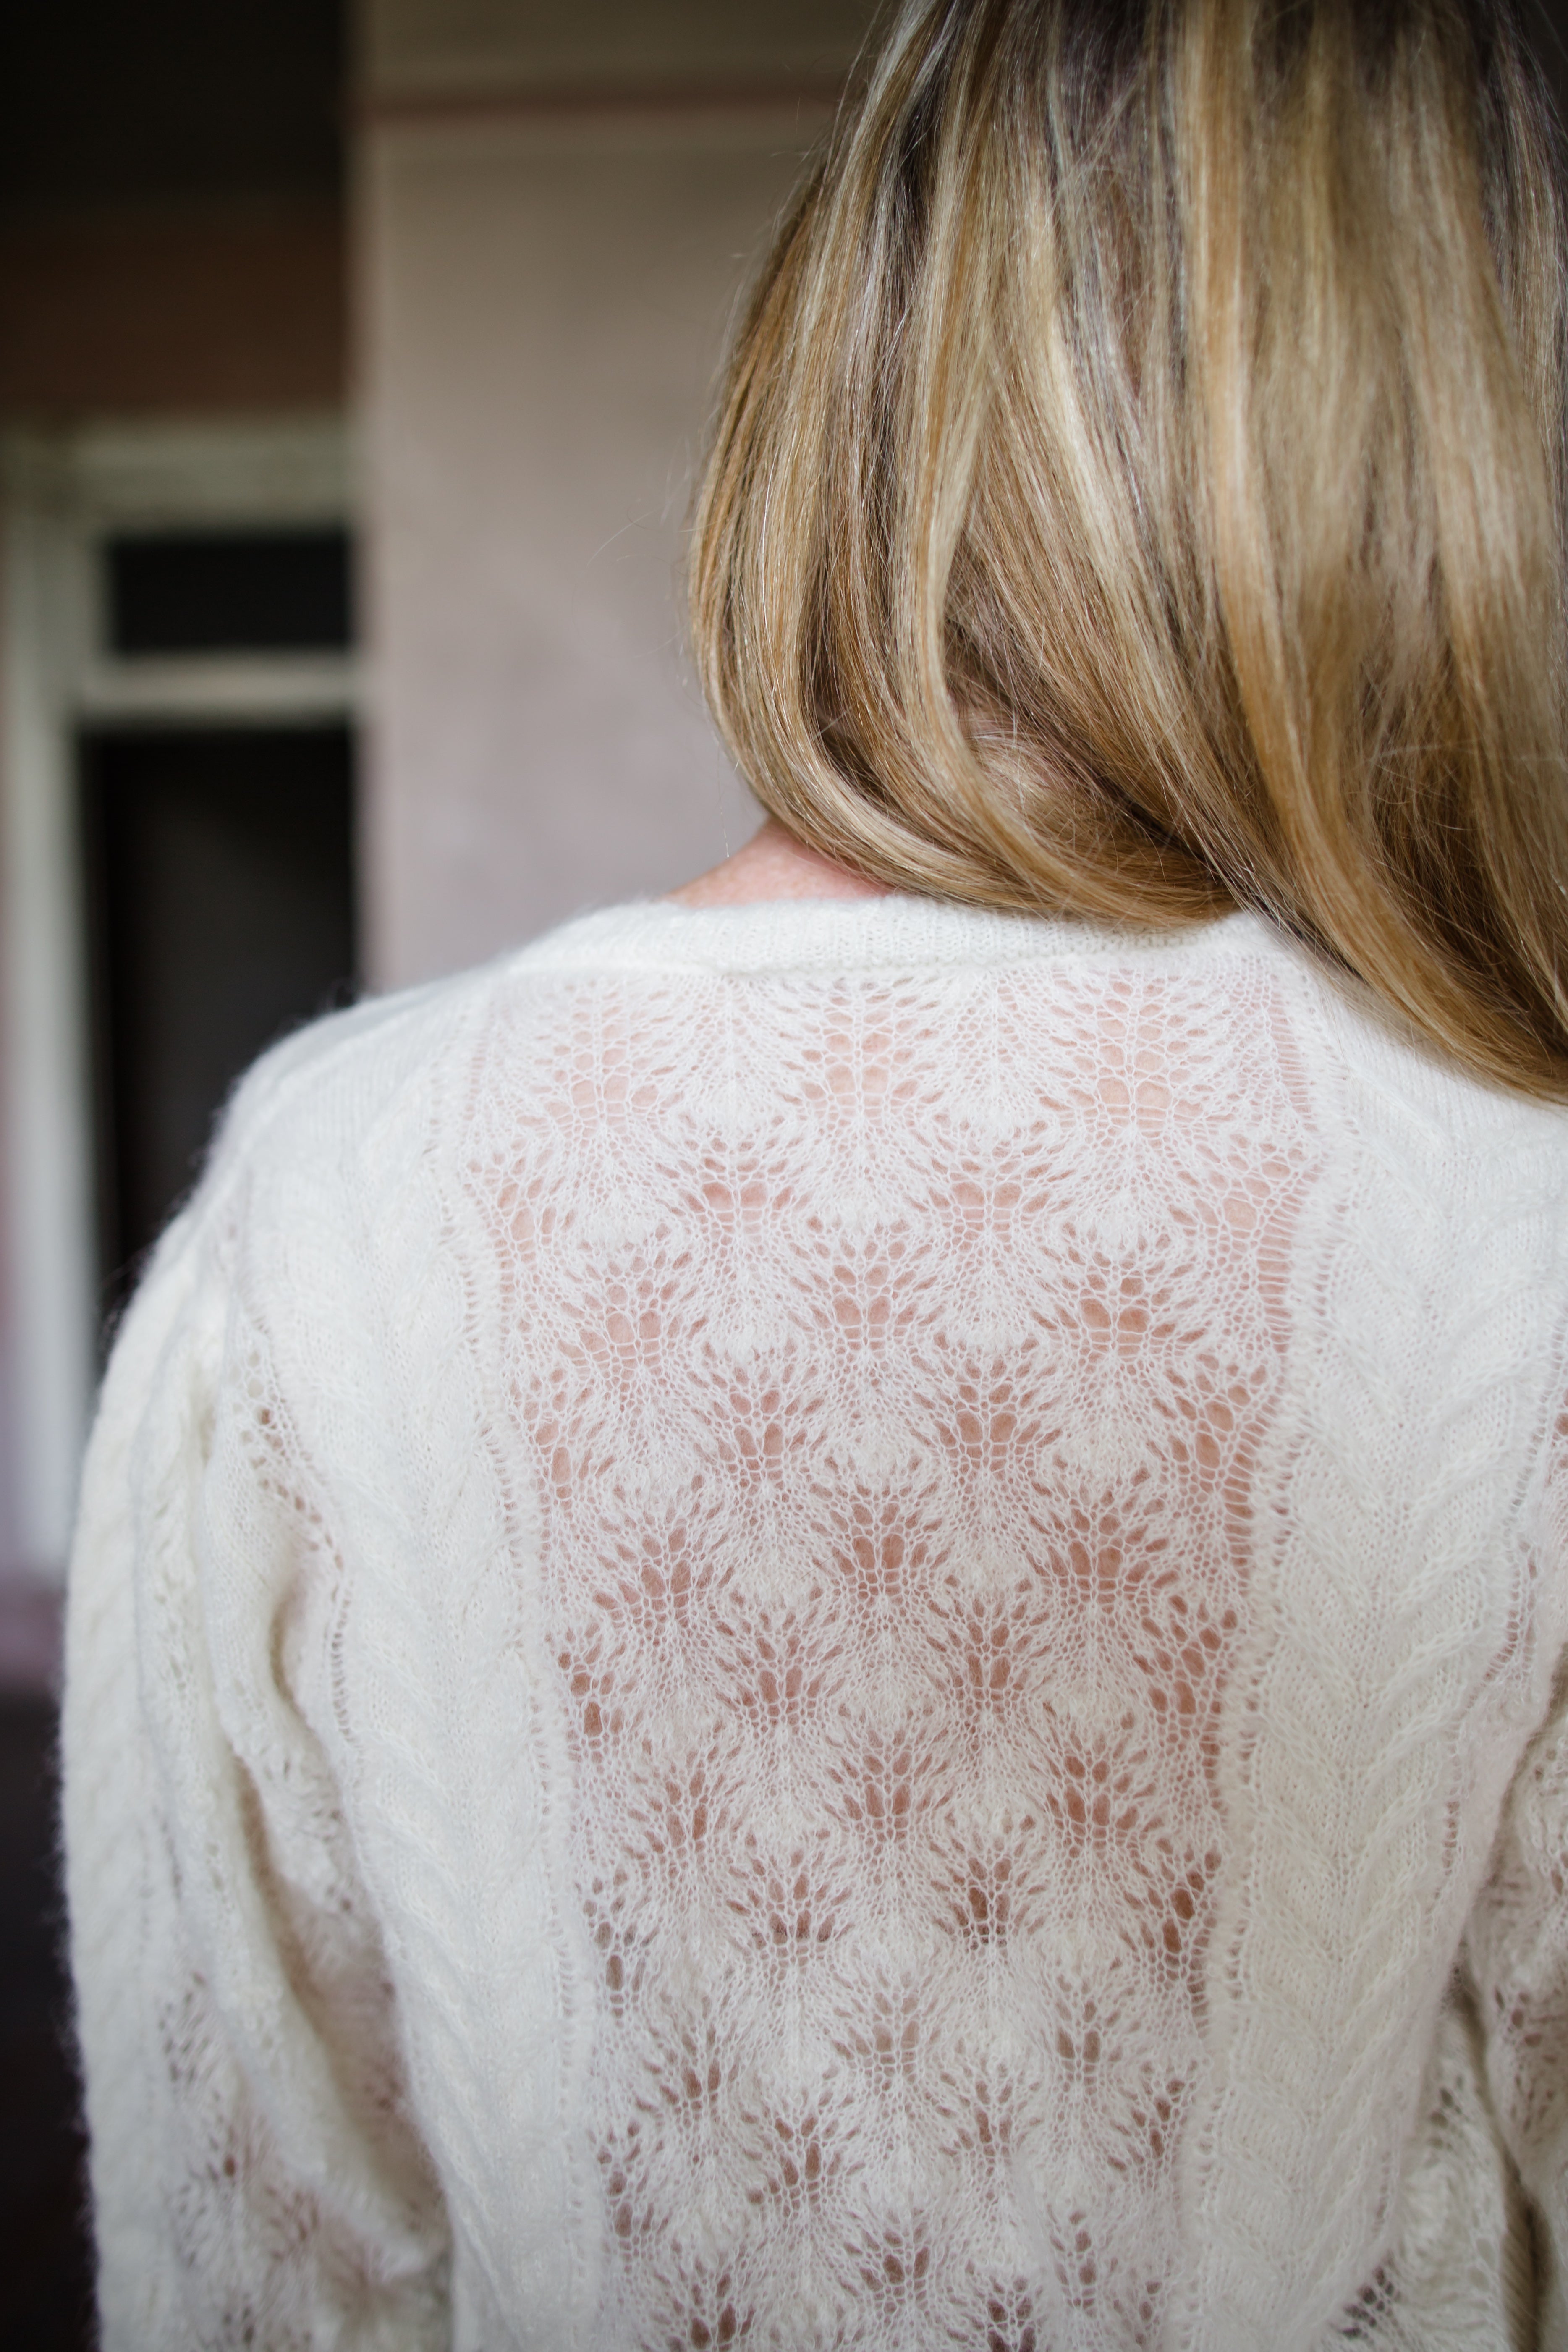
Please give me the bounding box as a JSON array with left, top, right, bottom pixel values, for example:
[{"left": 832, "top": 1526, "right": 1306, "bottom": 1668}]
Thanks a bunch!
[{"left": 64, "top": 895, "right": 1568, "bottom": 2351}]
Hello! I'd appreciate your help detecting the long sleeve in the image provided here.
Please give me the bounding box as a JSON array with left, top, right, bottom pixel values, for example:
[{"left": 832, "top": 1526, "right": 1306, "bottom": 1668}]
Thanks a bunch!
[
  {"left": 1462, "top": 1655, "right": 1568, "bottom": 2352},
  {"left": 62, "top": 1153, "right": 450, "bottom": 2350}
]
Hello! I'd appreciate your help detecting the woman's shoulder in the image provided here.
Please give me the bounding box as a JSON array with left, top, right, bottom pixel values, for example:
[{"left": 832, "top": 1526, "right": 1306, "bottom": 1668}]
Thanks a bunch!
[
  {"left": 178, "top": 898, "right": 726, "bottom": 1240},
  {"left": 205, "top": 958, "right": 494, "bottom": 1190}
]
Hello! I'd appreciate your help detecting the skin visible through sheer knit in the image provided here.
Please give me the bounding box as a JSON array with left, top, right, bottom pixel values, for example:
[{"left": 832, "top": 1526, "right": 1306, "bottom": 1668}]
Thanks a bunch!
[{"left": 484, "top": 954, "right": 1315, "bottom": 2347}]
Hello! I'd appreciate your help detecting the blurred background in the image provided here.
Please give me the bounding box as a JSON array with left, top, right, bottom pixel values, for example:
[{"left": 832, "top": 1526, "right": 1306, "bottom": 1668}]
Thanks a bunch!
[{"left": 0, "top": 0, "right": 1564, "bottom": 2340}]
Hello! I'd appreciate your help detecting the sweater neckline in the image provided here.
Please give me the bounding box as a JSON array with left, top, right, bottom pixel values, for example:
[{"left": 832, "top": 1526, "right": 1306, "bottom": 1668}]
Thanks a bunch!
[{"left": 508, "top": 891, "right": 1269, "bottom": 978}]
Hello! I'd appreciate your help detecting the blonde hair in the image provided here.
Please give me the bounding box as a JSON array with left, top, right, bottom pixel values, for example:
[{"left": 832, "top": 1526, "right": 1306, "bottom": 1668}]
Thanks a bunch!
[{"left": 690, "top": 0, "right": 1568, "bottom": 1098}]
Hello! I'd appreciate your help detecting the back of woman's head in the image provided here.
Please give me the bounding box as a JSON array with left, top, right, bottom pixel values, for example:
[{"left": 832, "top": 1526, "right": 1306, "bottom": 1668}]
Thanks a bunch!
[{"left": 691, "top": 0, "right": 1568, "bottom": 1097}]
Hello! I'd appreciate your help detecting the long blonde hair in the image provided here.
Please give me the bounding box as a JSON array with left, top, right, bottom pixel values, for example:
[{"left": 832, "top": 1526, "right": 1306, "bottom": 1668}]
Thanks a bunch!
[{"left": 690, "top": 0, "right": 1568, "bottom": 1097}]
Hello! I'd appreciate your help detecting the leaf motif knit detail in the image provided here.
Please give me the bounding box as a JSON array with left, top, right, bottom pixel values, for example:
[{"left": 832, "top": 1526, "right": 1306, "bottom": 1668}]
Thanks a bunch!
[{"left": 471, "top": 958, "right": 1311, "bottom": 2350}]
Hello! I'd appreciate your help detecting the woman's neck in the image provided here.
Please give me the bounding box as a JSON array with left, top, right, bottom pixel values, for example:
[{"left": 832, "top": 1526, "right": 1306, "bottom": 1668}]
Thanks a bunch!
[{"left": 669, "top": 820, "right": 890, "bottom": 909}]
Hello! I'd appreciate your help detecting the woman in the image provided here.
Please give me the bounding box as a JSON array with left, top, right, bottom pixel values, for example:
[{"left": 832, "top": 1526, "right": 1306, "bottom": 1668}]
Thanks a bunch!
[{"left": 64, "top": 0, "right": 1568, "bottom": 2344}]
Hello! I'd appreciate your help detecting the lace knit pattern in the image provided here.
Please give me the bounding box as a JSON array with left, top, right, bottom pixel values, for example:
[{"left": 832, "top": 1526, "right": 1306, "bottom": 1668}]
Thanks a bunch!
[
  {"left": 62, "top": 898, "right": 1568, "bottom": 2352},
  {"left": 477, "top": 953, "right": 1314, "bottom": 2349}
]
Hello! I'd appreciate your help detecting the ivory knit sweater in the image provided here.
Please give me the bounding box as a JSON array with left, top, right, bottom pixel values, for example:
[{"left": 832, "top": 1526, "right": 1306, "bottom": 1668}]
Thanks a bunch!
[{"left": 63, "top": 893, "right": 1568, "bottom": 2350}]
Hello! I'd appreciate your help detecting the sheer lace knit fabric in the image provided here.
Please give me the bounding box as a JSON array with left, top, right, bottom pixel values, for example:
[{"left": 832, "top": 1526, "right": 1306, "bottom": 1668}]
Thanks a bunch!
[{"left": 63, "top": 898, "right": 1568, "bottom": 2351}]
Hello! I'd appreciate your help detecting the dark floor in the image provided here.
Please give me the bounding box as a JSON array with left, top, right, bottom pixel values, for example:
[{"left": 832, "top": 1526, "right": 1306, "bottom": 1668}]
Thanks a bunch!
[{"left": 0, "top": 1697, "right": 94, "bottom": 2350}]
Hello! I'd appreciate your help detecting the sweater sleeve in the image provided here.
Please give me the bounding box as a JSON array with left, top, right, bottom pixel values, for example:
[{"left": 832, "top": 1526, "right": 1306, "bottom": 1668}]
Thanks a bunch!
[
  {"left": 1462, "top": 1653, "right": 1568, "bottom": 2352},
  {"left": 62, "top": 1152, "right": 451, "bottom": 2350}
]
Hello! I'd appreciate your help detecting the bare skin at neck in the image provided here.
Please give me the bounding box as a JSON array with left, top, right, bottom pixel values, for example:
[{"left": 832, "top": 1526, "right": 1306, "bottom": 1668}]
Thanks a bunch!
[{"left": 670, "top": 818, "right": 890, "bottom": 909}]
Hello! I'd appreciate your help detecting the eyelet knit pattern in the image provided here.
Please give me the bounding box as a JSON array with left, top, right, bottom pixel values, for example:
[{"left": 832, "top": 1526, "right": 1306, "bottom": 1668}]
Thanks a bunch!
[{"left": 63, "top": 896, "right": 1568, "bottom": 2350}]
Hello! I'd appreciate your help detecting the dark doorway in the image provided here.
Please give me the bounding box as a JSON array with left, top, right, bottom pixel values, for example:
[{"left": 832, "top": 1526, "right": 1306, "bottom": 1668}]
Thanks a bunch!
[
  {"left": 0, "top": 1695, "right": 94, "bottom": 2349},
  {"left": 81, "top": 723, "right": 356, "bottom": 1325}
]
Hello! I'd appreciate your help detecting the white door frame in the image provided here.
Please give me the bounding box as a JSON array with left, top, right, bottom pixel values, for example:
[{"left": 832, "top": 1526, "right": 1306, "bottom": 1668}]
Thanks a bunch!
[{"left": 0, "top": 415, "right": 357, "bottom": 1582}]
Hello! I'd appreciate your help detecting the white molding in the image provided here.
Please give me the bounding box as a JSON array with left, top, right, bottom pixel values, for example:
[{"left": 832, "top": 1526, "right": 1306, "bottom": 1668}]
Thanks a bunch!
[
  {"left": 8, "top": 414, "right": 354, "bottom": 528},
  {"left": 0, "top": 487, "right": 97, "bottom": 1582},
  {"left": 78, "top": 655, "right": 361, "bottom": 726},
  {"left": 0, "top": 414, "right": 352, "bottom": 1583}
]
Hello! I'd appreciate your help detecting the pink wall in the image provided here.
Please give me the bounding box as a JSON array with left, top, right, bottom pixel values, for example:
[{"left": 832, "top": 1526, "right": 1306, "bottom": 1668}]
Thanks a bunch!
[{"left": 359, "top": 107, "right": 819, "bottom": 985}]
